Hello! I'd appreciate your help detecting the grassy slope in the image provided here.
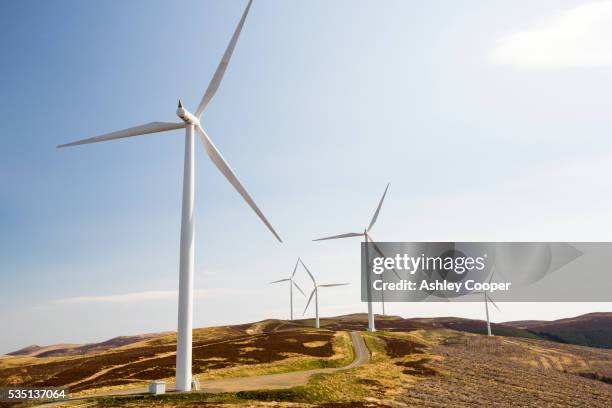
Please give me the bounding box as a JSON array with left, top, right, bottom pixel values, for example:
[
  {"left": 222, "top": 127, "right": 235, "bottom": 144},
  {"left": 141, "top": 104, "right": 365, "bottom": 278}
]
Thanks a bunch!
[
  {"left": 431, "top": 317, "right": 546, "bottom": 340},
  {"left": 504, "top": 313, "right": 612, "bottom": 349},
  {"left": 84, "top": 325, "right": 612, "bottom": 407},
  {"left": 397, "top": 330, "right": 612, "bottom": 407},
  {"left": 0, "top": 321, "right": 355, "bottom": 397},
  {"left": 87, "top": 330, "right": 420, "bottom": 407},
  {"left": 3, "top": 314, "right": 612, "bottom": 407},
  {"left": 403, "top": 313, "right": 612, "bottom": 349}
]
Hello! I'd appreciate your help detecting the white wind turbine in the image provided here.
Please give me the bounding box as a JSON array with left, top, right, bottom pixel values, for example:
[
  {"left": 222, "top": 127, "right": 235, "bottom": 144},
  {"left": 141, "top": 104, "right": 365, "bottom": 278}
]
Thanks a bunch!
[
  {"left": 300, "top": 259, "right": 348, "bottom": 329},
  {"left": 269, "top": 258, "right": 306, "bottom": 321},
  {"left": 57, "top": 0, "right": 281, "bottom": 392},
  {"left": 475, "top": 272, "right": 501, "bottom": 336},
  {"left": 313, "top": 183, "right": 392, "bottom": 332}
]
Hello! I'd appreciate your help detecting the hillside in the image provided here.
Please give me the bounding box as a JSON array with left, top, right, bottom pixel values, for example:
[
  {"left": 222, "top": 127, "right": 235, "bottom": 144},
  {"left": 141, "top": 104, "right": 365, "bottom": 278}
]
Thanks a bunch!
[
  {"left": 0, "top": 314, "right": 610, "bottom": 407},
  {"left": 389, "top": 313, "right": 612, "bottom": 349},
  {"left": 5, "top": 334, "right": 166, "bottom": 358},
  {"left": 503, "top": 312, "right": 612, "bottom": 349},
  {"left": 0, "top": 319, "right": 352, "bottom": 393},
  {"left": 4, "top": 312, "right": 610, "bottom": 359},
  {"left": 407, "top": 316, "right": 545, "bottom": 341}
]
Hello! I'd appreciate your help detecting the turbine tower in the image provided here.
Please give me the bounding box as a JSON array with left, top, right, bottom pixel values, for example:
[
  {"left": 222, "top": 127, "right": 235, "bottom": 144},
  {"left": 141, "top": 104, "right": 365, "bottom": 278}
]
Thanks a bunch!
[
  {"left": 57, "top": 0, "right": 281, "bottom": 392},
  {"left": 300, "top": 259, "right": 348, "bottom": 329},
  {"left": 475, "top": 272, "right": 501, "bottom": 336},
  {"left": 269, "top": 258, "right": 306, "bottom": 320},
  {"left": 313, "top": 183, "right": 391, "bottom": 332}
]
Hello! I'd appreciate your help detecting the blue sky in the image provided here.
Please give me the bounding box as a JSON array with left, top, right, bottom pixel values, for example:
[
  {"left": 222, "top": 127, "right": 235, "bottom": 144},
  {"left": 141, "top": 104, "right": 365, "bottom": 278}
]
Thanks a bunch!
[{"left": 1, "top": 0, "right": 611, "bottom": 353}]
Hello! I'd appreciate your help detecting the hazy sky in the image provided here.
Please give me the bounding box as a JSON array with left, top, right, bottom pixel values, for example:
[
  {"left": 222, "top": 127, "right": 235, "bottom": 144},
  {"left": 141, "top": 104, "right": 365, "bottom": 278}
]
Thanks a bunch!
[{"left": 1, "top": 0, "right": 611, "bottom": 354}]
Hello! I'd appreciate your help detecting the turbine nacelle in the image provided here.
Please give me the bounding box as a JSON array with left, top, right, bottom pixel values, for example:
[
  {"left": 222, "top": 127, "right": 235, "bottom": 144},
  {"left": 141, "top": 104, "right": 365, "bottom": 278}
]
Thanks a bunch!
[{"left": 177, "top": 100, "right": 200, "bottom": 125}]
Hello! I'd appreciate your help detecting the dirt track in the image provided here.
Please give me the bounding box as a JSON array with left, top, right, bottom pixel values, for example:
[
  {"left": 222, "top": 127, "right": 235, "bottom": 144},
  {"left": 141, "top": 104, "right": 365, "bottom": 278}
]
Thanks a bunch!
[
  {"left": 34, "top": 331, "right": 368, "bottom": 406},
  {"left": 199, "top": 330, "right": 369, "bottom": 392}
]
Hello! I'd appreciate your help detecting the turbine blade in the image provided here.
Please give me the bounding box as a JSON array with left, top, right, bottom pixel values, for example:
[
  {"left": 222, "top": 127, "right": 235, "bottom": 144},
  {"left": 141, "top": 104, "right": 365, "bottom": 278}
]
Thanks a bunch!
[
  {"left": 269, "top": 278, "right": 290, "bottom": 284},
  {"left": 488, "top": 269, "right": 496, "bottom": 284},
  {"left": 299, "top": 258, "right": 316, "bottom": 285},
  {"left": 196, "top": 125, "right": 282, "bottom": 242},
  {"left": 312, "top": 232, "right": 362, "bottom": 241},
  {"left": 293, "top": 281, "right": 306, "bottom": 297},
  {"left": 57, "top": 122, "right": 185, "bottom": 148},
  {"left": 303, "top": 289, "right": 316, "bottom": 315},
  {"left": 290, "top": 258, "right": 299, "bottom": 279},
  {"left": 487, "top": 294, "right": 501, "bottom": 312},
  {"left": 367, "top": 183, "right": 390, "bottom": 232},
  {"left": 318, "top": 283, "right": 349, "bottom": 287},
  {"left": 195, "top": 0, "right": 253, "bottom": 117},
  {"left": 366, "top": 233, "right": 401, "bottom": 280}
]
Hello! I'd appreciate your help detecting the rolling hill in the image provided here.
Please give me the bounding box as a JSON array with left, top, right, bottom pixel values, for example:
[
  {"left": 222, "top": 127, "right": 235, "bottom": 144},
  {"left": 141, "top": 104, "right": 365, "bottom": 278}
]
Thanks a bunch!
[
  {"left": 4, "top": 312, "right": 610, "bottom": 359},
  {"left": 6, "top": 333, "right": 166, "bottom": 358},
  {"left": 503, "top": 312, "right": 612, "bottom": 349},
  {"left": 0, "top": 313, "right": 610, "bottom": 407},
  {"left": 396, "top": 313, "right": 612, "bottom": 349}
]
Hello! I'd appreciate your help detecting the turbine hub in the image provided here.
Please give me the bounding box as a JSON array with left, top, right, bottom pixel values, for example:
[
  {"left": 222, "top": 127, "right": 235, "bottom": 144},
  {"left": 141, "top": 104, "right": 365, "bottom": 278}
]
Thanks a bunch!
[{"left": 176, "top": 101, "right": 200, "bottom": 125}]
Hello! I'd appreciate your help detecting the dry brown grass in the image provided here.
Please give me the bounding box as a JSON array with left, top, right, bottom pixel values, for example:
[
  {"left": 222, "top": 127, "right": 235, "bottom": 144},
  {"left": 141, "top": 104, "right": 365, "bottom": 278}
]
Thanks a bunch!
[
  {"left": 2, "top": 317, "right": 611, "bottom": 407},
  {"left": 296, "top": 329, "right": 612, "bottom": 407},
  {"left": 397, "top": 330, "right": 612, "bottom": 407},
  {"left": 0, "top": 327, "right": 355, "bottom": 398}
]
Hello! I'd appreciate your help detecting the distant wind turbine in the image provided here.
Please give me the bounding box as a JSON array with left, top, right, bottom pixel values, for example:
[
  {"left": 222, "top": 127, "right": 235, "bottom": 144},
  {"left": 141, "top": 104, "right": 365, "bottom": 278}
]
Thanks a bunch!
[
  {"left": 313, "top": 183, "right": 393, "bottom": 332},
  {"left": 269, "top": 258, "right": 306, "bottom": 320},
  {"left": 57, "top": 0, "right": 281, "bottom": 392},
  {"left": 300, "top": 259, "right": 348, "bottom": 329},
  {"left": 475, "top": 272, "right": 501, "bottom": 336}
]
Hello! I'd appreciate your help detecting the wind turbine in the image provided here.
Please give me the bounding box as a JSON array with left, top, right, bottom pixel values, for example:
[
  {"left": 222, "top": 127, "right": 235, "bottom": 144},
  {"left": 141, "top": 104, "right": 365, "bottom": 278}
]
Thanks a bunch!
[
  {"left": 476, "top": 272, "right": 501, "bottom": 336},
  {"left": 269, "top": 258, "right": 306, "bottom": 320},
  {"left": 57, "top": 0, "right": 281, "bottom": 392},
  {"left": 313, "top": 183, "right": 392, "bottom": 332},
  {"left": 299, "top": 259, "right": 348, "bottom": 329}
]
